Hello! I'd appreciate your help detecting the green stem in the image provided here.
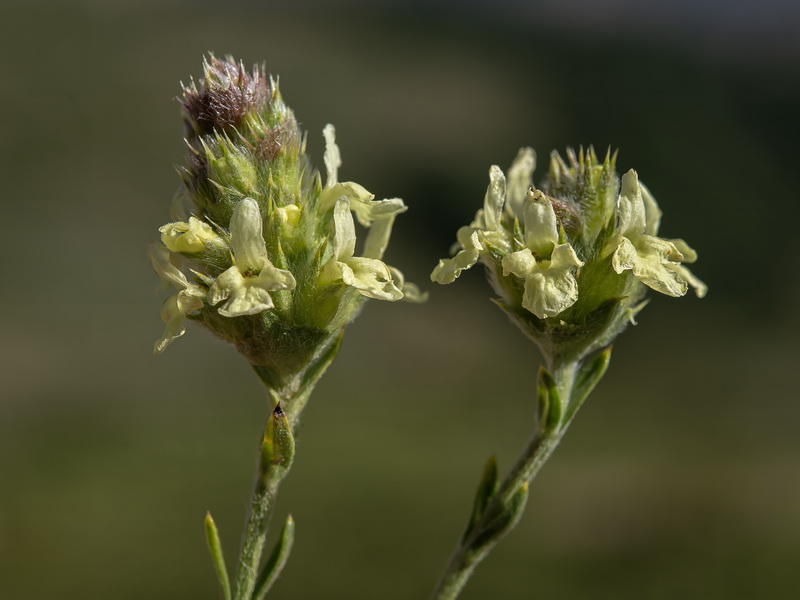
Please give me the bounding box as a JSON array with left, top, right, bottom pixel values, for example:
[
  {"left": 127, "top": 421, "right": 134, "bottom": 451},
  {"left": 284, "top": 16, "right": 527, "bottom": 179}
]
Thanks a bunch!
[
  {"left": 233, "top": 391, "right": 291, "bottom": 600},
  {"left": 231, "top": 336, "right": 342, "bottom": 600},
  {"left": 429, "top": 359, "right": 580, "bottom": 600},
  {"left": 233, "top": 469, "right": 283, "bottom": 600}
]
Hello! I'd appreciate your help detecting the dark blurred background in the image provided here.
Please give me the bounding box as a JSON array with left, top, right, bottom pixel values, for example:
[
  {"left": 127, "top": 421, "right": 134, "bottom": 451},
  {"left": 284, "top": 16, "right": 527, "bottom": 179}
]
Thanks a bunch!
[{"left": 1, "top": 0, "right": 799, "bottom": 598}]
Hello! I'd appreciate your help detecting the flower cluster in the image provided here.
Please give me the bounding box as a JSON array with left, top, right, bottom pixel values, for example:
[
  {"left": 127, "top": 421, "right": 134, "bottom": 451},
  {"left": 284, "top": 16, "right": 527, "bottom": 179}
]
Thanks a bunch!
[
  {"left": 150, "top": 56, "right": 424, "bottom": 386},
  {"left": 432, "top": 148, "right": 705, "bottom": 361}
]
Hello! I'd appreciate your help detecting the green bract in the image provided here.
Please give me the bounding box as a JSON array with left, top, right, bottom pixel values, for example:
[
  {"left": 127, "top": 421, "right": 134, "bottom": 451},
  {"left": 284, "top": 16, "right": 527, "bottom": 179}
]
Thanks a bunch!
[
  {"left": 150, "top": 56, "right": 424, "bottom": 388},
  {"left": 432, "top": 147, "right": 705, "bottom": 362}
]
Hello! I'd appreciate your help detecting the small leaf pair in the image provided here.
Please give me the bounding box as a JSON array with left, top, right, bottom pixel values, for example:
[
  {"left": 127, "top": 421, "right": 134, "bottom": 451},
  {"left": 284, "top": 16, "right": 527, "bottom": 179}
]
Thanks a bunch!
[{"left": 205, "top": 512, "right": 294, "bottom": 600}]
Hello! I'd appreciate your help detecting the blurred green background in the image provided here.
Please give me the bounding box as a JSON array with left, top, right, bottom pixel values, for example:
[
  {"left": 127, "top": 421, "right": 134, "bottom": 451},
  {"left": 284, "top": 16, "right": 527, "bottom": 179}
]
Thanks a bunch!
[{"left": 1, "top": 0, "right": 799, "bottom": 598}]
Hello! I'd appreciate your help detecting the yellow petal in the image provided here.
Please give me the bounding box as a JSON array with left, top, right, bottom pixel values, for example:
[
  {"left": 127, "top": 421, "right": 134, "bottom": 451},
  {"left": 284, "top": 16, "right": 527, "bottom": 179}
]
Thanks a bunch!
[
  {"left": 505, "top": 147, "right": 536, "bottom": 217},
  {"left": 339, "top": 257, "right": 403, "bottom": 301},
  {"left": 229, "top": 198, "right": 270, "bottom": 272},
  {"left": 521, "top": 266, "right": 579, "bottom": 319},
  {"left": 481, "top": 166, "right": 506, "bottom": 231},
  {"left": 389, "top": 266, "right": 428, "bottom": 303},
  {"left": 522, "top": 190, "right": 558, "bottom": 257},
  {"left": 617, "top": 170, "right": 646, "bottom": 236},
  {"left": 159, "top": 216, "right": 225, "bottom": 254},
  {"left": 502, "top": 248, "right": 537, "bottom": 278},
  {"left": 323, "top": 124, "right": 341, "bottom": 188}
]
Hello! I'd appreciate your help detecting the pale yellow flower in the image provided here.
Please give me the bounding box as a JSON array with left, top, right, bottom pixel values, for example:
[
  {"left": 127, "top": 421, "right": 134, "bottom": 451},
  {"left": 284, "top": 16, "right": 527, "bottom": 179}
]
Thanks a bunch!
[
  {"left": 322, "top": 197, "right": 403, "bottom": 301},
  {"left": 148, "top": 244, "right": 205, "bottom": 353},
  {"left": 502, "top": 190, "right": 584, "bottom": 318},
  {"left": 611, "top": 171, "right": 706, "bottom": 298},
  {"left": 159, "top": 216, "right": 226, "bottom": 254},
  {"left": 208, "top": 198, "right": 296, "bottom": 317},
  {"left": 430, "top": 164, "right": 512, "bottom": 284},
  {"left": 432, "top": 150, "right": 583, "bottom": 319},
  {"left": 319, "top": 125, "right": 424, "bottom": 302}
]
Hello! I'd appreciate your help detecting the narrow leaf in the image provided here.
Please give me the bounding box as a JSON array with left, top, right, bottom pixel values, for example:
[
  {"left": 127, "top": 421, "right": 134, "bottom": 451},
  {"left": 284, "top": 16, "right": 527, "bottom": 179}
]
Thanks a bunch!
[
  {"left": 300, "top": 330, "right": 344, "bottom": 392},
  {"left": 471, "top": 482, "right": 530, "bottom": 552},
  {"left": 205, "top": 512, "right": 232, "bottom": 600},
  {"left": 463, "top": 455, "right": 499, "bottom": 540},
  {"left": 537, "top": 366, "right": 561, "bottom": 433},
  {"left": 252, "top": 514, "right": 296, "bottom": 600},
  {"left": 565, "top": 346, "right": 612, "bottom": 423}
]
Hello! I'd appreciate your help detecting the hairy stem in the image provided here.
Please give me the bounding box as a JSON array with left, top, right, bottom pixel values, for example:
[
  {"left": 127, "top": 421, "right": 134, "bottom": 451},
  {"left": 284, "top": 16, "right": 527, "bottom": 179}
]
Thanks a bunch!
[
  {"left": 429, "top": 359, "right": 580, "bottom": 600},
  {"left": 231, "top": 392, "right": 299, "bottom": 600},
  {"left": 233, "top": 467, "right": 283, "bottom": 600},
  {"left": 231, "top": 337, "right": 342, "bottom": 600}
]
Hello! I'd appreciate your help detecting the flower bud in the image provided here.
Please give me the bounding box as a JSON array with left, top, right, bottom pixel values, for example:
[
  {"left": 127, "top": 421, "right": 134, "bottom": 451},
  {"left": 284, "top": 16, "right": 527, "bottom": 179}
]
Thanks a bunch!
[
  {"left": 260, "top": 404, "right": 295, "bottom": 483},
  {"left": 181, "top": 55, "right": 269, "bottom": 139}
]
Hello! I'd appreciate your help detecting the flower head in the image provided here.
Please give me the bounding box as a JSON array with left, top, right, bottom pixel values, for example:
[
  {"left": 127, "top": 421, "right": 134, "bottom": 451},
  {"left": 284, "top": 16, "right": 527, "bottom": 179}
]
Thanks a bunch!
[
  {"left": 150, "top": 55, "right": 424, "bottom": 387},
  {"left": 432, "top": 147, "right": 705, "bottom": 362}
]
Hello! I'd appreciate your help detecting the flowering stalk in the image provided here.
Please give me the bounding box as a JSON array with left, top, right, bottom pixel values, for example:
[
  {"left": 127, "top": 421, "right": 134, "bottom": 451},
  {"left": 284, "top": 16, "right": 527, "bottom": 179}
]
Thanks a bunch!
[
  {"left": 149, "top": 55, "right": 424, "bottom": 600},
  {"left": 430, "top": 148, "right": 705, "bottom": 599}
]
